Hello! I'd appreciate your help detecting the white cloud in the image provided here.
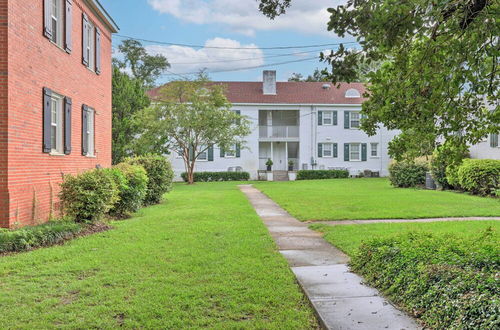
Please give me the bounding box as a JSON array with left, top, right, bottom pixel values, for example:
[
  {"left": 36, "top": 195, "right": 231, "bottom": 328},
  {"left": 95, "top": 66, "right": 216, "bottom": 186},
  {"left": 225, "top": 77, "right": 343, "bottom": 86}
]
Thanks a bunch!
[
  {"left": 146, "top": 37, "right": 265, "bottom": 74},
  {"left": 148, "top": 0, "right": 343, "bottom": 37}
]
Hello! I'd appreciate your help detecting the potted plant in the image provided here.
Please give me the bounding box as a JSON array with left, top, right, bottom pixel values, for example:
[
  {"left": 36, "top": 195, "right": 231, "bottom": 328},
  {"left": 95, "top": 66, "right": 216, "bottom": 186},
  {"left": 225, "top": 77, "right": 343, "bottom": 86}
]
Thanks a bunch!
[
  {"left": 266, "top": 159, "right": 273, "bottom": 171},
  {"left": 288, "top": 160, "right": 295, "bottom": 171}
]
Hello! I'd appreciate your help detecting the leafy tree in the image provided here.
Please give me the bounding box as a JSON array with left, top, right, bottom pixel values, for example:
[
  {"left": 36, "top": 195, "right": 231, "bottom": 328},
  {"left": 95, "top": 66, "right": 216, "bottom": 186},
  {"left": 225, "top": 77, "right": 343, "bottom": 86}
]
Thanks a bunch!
[
  {"left": 259, "top": 0, "right": 499, "bottom": 160},
  {"left": 114, "top": 39, "right": 170, "bottom": 88},
  {"left": 288, "top": 69, "right": 329, "bottom": 82},
  {"left": 137, "top": 76, "right": 252, "bottom": 184},
  {"left": 112, "top": 65, "right": 150, "bottom": 164}
]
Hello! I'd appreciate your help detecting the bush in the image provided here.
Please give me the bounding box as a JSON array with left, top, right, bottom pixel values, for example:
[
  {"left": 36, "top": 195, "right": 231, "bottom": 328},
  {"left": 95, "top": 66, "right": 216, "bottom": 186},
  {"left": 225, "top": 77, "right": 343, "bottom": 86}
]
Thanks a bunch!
[
  {"left": 60, "top": 169, "right": 120, "bottom": 223},
  {"left": 181, "top": 171, "right": 250, "bottom": 182},
  {"left": 109, "top": 163, "right": 149, "bottom": 217},
  {"left": 389, "top": 161, "right": 428, "bottom": 188},
  {"left": 457, "top": 159, "right": 500, "bottom": 196},
  {"left": 431, "top": 145, "right": 469, "bottom": 189},
  {"left": 296, "top": 170, "right": 349, "bottom": 180},
  {"left": 125, "top": 155, "right": 174, "bottom": 205},
  {"left": 0, "top": 221, "right": 83, "bottom": 253},
  {"left": 350, "top": 230, "right": 499, "bottom": 329},
  {"left": 445, "top": 163, "right": 462, "bottom": 188}
]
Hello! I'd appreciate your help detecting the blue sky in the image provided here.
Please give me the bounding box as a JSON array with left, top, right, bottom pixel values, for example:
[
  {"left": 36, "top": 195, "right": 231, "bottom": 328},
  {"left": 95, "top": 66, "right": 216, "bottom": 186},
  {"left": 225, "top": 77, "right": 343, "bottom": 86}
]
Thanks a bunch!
[{"left": 100, "top": 0, "right": 354, "bottom": 83}]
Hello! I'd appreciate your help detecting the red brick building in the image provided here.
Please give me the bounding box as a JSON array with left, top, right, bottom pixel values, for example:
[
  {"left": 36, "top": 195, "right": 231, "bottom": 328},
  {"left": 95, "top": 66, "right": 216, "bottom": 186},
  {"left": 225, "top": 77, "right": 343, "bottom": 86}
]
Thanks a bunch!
[{"left": 0, "top": 0, "right": 118, "bottom": 228}]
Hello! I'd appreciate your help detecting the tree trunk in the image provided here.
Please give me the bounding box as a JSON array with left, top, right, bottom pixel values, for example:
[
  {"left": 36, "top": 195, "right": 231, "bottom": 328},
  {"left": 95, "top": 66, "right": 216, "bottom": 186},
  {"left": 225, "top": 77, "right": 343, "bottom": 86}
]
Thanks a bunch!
[{"left": 187, "top": 161, "right": 195, "bottom": 184}]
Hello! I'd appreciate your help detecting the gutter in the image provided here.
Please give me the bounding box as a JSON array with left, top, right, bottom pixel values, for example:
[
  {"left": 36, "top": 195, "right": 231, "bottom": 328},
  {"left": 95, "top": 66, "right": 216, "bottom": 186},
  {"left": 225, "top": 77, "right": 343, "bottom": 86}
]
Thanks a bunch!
[{"left": 86, "top": 0, "right": 120, "bottom": 33}]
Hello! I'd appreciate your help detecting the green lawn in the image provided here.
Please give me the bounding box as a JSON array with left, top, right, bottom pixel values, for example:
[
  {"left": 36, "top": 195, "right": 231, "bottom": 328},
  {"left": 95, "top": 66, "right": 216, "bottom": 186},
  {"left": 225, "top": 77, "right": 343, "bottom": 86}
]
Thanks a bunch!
[
  {"left": 0, "top": 182, "right": 316, "bottom": 329},
  {"left": 255, "top": 178, "right": 500, "bottom": 220},
  {"left": 311, "top": 220, "right": 500, "bottom": 256}
]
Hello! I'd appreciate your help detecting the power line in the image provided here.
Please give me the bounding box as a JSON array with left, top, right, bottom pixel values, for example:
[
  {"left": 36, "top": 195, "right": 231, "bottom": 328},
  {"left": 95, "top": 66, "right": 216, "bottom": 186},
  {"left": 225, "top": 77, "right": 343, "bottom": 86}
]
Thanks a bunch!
[
  {"left": 114, "top": 34, "right": 358, "bottom": 50},
  {"left": 162, "top": 56, "right": 319, "bottom": 76}
]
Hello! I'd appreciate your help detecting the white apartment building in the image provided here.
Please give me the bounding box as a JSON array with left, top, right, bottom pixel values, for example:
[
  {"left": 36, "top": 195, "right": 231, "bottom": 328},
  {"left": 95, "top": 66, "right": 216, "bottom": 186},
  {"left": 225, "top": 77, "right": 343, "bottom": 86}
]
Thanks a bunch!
[{"left": 150, "top": 71, "right": 400, "bottom": 181}]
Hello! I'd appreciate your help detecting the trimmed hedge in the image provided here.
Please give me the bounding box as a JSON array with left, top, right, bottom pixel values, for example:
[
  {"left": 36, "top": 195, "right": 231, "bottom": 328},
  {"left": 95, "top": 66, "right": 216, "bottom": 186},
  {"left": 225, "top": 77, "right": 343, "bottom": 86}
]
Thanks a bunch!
[
  {"left": 0, "top": 221, "right": 83, "bottom": 253},
  {"left": 125, "top": 155, "right": 174, "bottom": 205},
  {"left": 60, "top": 169, "right": 120, "bottom": 223},
  {"left": 109, "top": 163, "right": 149, "bottom": 218},
  {"left": 181, "top": 171, "right": 250, "bottom": 182},
  {"left": 431, "top": 145, "right": 469, "bottom": 189},
  {"left": 296, "top": 170, "right": 349, "bottom": 180},
  {"left": 457, "top": 159, "right": 500, "bottom": 196},
  {"left": 350, "top": 230, "right": 499, "bottom": 329},
  {"left": 389, "top": 161, "right": 428, "bottom": 188}
]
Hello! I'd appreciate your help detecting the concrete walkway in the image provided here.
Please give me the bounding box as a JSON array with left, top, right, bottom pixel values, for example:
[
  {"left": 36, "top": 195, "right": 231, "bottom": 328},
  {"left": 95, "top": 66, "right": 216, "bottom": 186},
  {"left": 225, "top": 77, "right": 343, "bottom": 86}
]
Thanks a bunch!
[
  {"left": 313, "top": 217, "right": 500, "bottom": 226},
  {"left": 239, "top": 185, "right": 420, "bottom": 330}
]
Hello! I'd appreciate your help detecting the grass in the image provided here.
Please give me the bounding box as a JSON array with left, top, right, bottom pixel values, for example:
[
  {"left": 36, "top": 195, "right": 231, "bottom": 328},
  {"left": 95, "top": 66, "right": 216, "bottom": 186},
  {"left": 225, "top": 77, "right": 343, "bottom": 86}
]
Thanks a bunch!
[
  {"left": 255, "top": 178, "right": 500, "bottom": 220},
  {"left": 0, "top": 182, "right": 316, "bottom": 329},
  {"left": 310, "top": 220, "right": 500, "bottom": 256}
]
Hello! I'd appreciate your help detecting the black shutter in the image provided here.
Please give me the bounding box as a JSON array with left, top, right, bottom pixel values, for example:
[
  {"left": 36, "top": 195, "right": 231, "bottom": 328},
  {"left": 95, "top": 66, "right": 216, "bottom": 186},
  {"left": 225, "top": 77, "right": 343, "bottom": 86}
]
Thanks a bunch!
[
  {"left": 220, "top": 146, "right": 225, "bottom": 158},
  {"left": 318, "top": 143, "right": 323, "bottom": 158},
  {"left": 491, "top": 133, "right": 499, "bottom": 148},
  {"left": 43, "top": 88, "right": 52, "bottom": 153},
  {"left": 344, "top": 111, "right": 350, "bottom": 129},
  {"left": 361, "top": 143, "right": 368, "bottom": 161},
  {"left": 344, "top": 144, "right": 350, "bottom": 161},
  {"left": 64, "top": 0, "right": 73, "bottom": 53},
  {"left": 95, "top": 27, "right": 102, "bottom": 74},
  {"left": 188, "top": 145, "right": 194, "bottom": 161},
  {"left": 43, "top": 0, "right": 52, "bottom": 39},
  {"left": 318, "top": 111, "right": 322, "bottom": 126},
  {"left": 64, "top": 97, "right": 72, "bottom": 155},
  {"left": 236, "top": 144, "right": 241, "bottom": 158},
  {"left": 207, "top": 145, "right": 214, "bottom": 161},
  {"left": 234, "top": 110, "right": 241, "bottom": 125},
  {"left": 82, "top": 13, "right": 89, "bottom": 66},
  {"left": 333, "top": 111, "right": 338, "bottom": 125},
  {"left": 333, "top": 143, "right": 338, "bottom": 158},
  {"left": 82, "top": 105, "right": 88, "bottom": 155}
]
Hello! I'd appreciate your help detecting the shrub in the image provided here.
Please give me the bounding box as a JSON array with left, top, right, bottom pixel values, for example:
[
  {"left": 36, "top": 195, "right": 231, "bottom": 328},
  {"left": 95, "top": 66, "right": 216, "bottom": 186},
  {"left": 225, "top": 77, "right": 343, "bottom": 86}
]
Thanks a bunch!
[
  {"left": 60, "top": 169, "right": 120, "bottom": 223},
  {"left": 125, "top": 155, "right": 174, "bottom": 205},
  {"left": 389, "top": 161, "right": 428, "bottom": 188},
  {"left": 457, "top": 159, "right": 500, "bottom": 196},
  {"left": 109, "top": 163, "right": 149, "bottom": 217},
  {"left": 445, "top": 163, "right": 462, "bottom": 188},
  {"left": 296, "top": 170, "right": 349, "bottom": 180},
  {"left": 181, "top": 171, "right": 250, "bottom": 182},
  {"left": 0, "top": 221, "right": 83, "bottom": 253},
  {"left": 431, "top": 145, "right": 469, "bottom": 189},
  {"left": 350, "top": 230, "right": 499, "bottom": 329}
]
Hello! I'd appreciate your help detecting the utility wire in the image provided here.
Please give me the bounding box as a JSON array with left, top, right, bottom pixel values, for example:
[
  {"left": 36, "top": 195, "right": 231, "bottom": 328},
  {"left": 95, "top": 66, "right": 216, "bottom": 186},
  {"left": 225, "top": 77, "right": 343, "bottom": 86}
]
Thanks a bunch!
[{"left": 114, "top": 34, "right": 358, "bottom": 50}]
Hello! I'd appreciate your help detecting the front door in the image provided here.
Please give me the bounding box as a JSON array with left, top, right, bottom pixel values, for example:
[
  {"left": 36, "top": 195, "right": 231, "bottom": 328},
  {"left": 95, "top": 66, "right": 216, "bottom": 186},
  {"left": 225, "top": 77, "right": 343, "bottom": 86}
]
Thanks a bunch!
[{"left": 273, "top": 142, "right": 287, "bottom": 170}]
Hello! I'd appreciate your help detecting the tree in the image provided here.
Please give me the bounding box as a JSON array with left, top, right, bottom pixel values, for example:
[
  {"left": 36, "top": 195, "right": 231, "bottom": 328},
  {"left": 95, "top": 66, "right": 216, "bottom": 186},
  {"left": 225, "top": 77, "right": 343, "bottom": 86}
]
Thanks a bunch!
[
  {"left": 138, "top": 76, "right": 251, "bottom": 184},
  {"left": 259, "top": 0, "right": 499, "bottom": 160},
  {"left": 288, "top": 68, "right": 329, "bottom": 82},
  {"left": 114, "top": 39, "right": 170, "bottom": 88},
  {"left": 112, "top": 65, "right": 150, "bottom": 164}
]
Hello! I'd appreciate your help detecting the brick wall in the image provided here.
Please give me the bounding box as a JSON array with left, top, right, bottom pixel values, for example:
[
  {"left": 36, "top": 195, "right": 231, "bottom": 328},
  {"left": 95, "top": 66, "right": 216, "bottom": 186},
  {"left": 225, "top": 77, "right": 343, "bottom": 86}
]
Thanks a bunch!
[
  {"left": 0, "top": 0, "right": 8, "bottom": 227},
  {"left": 3, "top": 0, "right": 113, "bottom": 227}
]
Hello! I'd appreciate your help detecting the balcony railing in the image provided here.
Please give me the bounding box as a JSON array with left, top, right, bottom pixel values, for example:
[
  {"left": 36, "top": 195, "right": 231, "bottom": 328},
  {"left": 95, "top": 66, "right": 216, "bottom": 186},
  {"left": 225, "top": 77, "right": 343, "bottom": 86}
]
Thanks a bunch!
[{"left": 259, "top": 126, "right": 299, "bottom": 139}]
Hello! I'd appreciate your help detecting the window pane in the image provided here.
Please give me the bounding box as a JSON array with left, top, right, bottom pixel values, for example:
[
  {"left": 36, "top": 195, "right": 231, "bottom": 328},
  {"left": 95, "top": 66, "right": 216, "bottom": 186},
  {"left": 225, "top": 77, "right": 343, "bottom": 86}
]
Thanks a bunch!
[
  {"left": 350, "top": 144, "right": 360, "bottom": 160},
  {"left": 351, "top": 112, "right": 360, "bottom": 128},
  {"left": 51, "top": 126, "right": 57, "bottom": 150},
  {"left": 323, "top": 143, "right": 332, "bottom": 157},
  {"left": 323, "top": 112, "right": 332, "bottom": 125},
  {"left": 371, "top": 143, "right": 378, "bottom": 156}
]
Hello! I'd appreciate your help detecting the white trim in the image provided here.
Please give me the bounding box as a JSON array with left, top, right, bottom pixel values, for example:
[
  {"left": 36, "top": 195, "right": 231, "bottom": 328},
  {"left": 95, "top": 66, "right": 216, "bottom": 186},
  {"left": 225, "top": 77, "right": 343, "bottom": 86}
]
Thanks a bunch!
[
  {"left": 349, "top": 111, "right": 361, "bottom": 129},
  {"left": 50, "top": 92, "right": 64, "bottom": 154},
  {"left": 370, "top": 142, "right": 379, "bottom": 158},
  {"left": 320, "top": 142, "right": 334, "bottom": 158},
  {"left": 321, "top": 111, "right": 334, "bottom": 126},
  {"left": 349, "top": 143, "right": 361, "bottom": 162}
]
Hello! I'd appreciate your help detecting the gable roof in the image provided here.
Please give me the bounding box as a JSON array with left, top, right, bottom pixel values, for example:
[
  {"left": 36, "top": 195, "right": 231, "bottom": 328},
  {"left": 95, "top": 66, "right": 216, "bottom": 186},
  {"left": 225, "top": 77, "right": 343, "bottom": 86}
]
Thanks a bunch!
[{"left": 148, "top": 81, "right": 367, "bottom": 105}]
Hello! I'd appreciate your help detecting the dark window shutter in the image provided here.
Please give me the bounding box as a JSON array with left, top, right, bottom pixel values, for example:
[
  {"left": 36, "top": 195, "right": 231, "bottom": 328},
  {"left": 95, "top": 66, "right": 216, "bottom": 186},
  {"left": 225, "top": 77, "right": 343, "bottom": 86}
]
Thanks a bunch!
[
  {"left": 188, "top": 145, "right": 194, "bottom": 161},
  {"left": 491, "top": 133, "right": 499, "bottom": 148},
  {"left": 95, "top": 27, "right": 102, "bottom": 74},
  {"left": 333, "top": 111, "right": 338, "bottom": 125},
  {"left": 361, "top": 143, "right": 368, "bottom": 161},
  {"left": 43, "top": 0, "right": 52, "bottom": 39},
  {"left": 220, "top": 146, "right": 225, "bottom": 158},
  {"left": 236, "top": 144, "right": 241, "bottom": 158},
  {"left": 207, "top": 145, "right": 214, "bottom": 161},
  {"left": 344, "top": 144, "right": 350, "bottom": 161},
  {"left": 318, "top": 111, "right": 322, "bottom": 126},
  {"left": 64, "top": 0, "right": 73, "bottom": 53},
  {"left": 234, "top": 110, "right": 241, "bottom": 125},
  {"left": 344, "top": 111, "right": 350, "bottom": 129},
  {"left": 81, "top": 105, "right": 88, "bottom": 155},
  {"left": 333, "top": 143, "right": 338, "bottom": 158},
  {"left": 318, "top": 143, "right": 323, "bottom": 158},
  {"left": 64, "top": 97, "right": 72, "bottom": 155},
  {"left": 82, "top": 13, "right": 89, "bottom": 66},
  {"left": 43, "top": 88, "right": 52, "bottom": 153}
]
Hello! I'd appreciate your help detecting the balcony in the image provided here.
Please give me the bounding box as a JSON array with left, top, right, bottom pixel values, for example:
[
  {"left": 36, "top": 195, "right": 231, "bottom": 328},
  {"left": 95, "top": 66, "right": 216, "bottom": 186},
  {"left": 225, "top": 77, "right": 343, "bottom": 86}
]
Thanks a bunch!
[{"left": 259, "top": 126, "right": 299, "bottom": 140}]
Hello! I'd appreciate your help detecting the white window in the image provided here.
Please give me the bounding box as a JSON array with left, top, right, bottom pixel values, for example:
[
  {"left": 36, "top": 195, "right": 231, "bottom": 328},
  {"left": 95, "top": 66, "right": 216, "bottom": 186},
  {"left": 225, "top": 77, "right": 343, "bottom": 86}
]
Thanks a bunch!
[
  {"left": 350, "top": 112, "right": 361, "bottom": 129},
  {"left": 350, "top": 143, "right": 361, "bottom": 161},
  {"left": 225, "top": 144, "right": 237, "bottom": 158},
  {"left": 50, "top": 0, "right": 64, "bottom": 47},
  {"left": 370, "top": 143, "right": 379, "bottom": 157},
  {"left": 322, "top": 143, "right": 333, "bottom": 157},
  {"left": 490, "top": 133, "right": 499, "bottom": 148},
  {"left": 176, "top": 148, "right": 184, "bottom": 158},
  {"left": 84, "top": 108, "right": 95, "bottom": 156},
  {"left": 198, "top": 146, "right": 208, "bottom": 161},
  {"left": 322, "top": 111, "right": 333, "bottom": 125},
  {"left": 85, "top": 21, "right": 95, "bottom": 70},
  {"left": 50, "top": 93, "right": 64, "bottom": 154}
]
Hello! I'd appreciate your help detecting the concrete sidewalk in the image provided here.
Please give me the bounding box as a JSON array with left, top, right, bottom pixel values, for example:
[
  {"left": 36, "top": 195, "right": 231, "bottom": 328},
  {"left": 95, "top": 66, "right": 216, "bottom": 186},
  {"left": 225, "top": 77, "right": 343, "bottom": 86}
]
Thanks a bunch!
[{"left": 239, "top": 184, "right": 420, "bottom": 330}]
